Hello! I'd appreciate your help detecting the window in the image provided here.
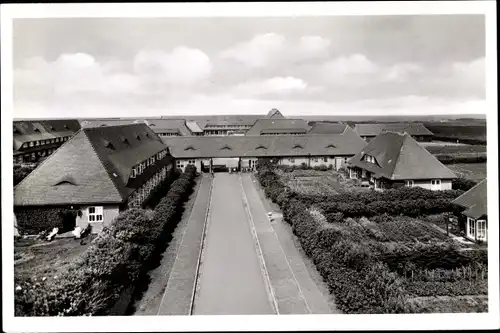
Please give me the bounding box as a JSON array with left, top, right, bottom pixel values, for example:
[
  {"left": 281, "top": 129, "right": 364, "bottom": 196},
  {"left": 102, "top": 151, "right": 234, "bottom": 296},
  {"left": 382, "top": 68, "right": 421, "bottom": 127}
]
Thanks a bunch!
[
  {"left": 323, "top": 157, "right": 328, "bottom": 163},
  {"left": 314, "top": 157, "right": 318, "bottom": 162},
  {"left": 468, "top": 217, "right": 475, "bottom": 238},
  {"left": 477, "top": 220, "right": 487, "bottom": 240},
  {"left": 405, "top": 180, "right": 414, "bottom": 187},
  {"left": 88, "top": 206, "right": 103, "bottom": 222},
  {"left": 131, "top": 168, "right": 137, "bottom": 178},
  {"left": 35, "top": 141, "right": 39, "bottom": 146},
  {"left": 288, "top": 158, "right": 295, "bottom": 163},
  {"left": 431, "top": 179, "right": 441, "bottom": 190}
]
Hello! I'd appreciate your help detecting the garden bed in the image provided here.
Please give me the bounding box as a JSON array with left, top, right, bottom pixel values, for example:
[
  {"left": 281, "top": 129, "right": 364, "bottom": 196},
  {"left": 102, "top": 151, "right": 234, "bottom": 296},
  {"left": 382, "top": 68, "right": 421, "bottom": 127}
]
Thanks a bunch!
[
  {"left": 255, "top": 161, "right": 488, "bottom": 314},
  {"left": 15, "top": 235, "right": 96, "bottom": 279}
]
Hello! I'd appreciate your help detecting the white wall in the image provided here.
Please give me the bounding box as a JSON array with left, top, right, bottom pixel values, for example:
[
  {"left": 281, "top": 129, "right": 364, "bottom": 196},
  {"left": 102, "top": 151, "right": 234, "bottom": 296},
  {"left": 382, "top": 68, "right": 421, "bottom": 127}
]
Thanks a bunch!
[
  {"left": 412, "top": 179, "right": 452, "bottom": 191},
  {"left": 279, "top": 157, "right": 310, "bottom": 167},
  {"left": 76, "top": 205, "right": 120, "bottom": 234},
  {"left": 241, "top": 158, "right": 258, "bottom": 169}
]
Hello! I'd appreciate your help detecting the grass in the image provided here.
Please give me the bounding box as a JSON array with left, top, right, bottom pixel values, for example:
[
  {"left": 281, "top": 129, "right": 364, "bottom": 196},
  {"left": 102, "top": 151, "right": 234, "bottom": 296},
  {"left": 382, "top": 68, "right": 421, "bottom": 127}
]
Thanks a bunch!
[
  {"left": 424, "top": 144, "right": 487, "bottom": 155},
  {"left": 14, "top": 235, "right": 96, "bottom": 279},
  {"left": 277, "top": 169, "right": 368, "bottom": 195},
  {"left": 408, "top": 295, "right": 488, "bottom": 313},
  {"left": 424, "top": 123, "right": 487, "bottom": 143},
  {"left": 448, "top": 163, "right": 487, "bottom": 181}
]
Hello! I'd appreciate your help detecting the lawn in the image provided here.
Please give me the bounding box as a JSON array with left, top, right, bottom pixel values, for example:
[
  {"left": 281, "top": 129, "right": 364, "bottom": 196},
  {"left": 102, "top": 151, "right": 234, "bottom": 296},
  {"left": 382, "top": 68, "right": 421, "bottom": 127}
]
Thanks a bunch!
[
  {"left": 424, "top": 122, "right": 487, "bottom": 144},
  {"left": 423, "top": 143, "right": 487, "bottom": 155},
  {"left": 448, "top": 163, "right": 487, "bottom": 181},
  {"left": 14, "top": 235, "right": 96, "bottom": 279},
  {"left": 275, "top": 168, "right": 368, "bottom": 195}
]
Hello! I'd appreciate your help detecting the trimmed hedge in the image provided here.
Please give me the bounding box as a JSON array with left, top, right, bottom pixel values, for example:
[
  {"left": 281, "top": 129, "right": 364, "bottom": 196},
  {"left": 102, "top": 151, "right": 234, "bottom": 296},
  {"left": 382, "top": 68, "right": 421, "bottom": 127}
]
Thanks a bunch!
[
  {"left": 14, "top": 165, "right": 198, "bottom": 316},
  {"left": 15, "top": 207, "right": 81, "bottom": 235},
  {"left": 256, "top": 166, "right": 415, "bottom": 313},
  {"left": 257, "top": 166, "right": 486, "bottom": 313}
]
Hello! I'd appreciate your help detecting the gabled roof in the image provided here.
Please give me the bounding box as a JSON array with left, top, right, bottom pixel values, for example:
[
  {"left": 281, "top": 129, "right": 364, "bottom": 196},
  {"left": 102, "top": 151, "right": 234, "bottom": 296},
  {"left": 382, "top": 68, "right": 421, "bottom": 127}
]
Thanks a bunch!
[
  {"left": 307, "top": 122, "right": 348, "bottom": 135},
  {"left": 266, "top": 108, "right": 285, "bottom": 119},
  {"left": 167, "top": 115, "right": 260, "bottom": 128},
  {"left": 80, "top": 118, "right": 193, "bottom": 136},
  {"left": 14, "top": 124, "right": 171, "bottom": 206},
  {"left": 162, "top": 131, "right": 366, "bottom": 159},
  {"left": 353, "top": 123, "right": 434, "bottom": 137},
  {"left": 452, "top": 179, "right": 487, "bottom": 219},
  {"left": 348, "top": 132, "right": 456, "bottom": 180},
  {"left": 186, "top": 121, "right": 204, "bottom": 133},
  {"left": 13, "top": 120, "right": 81, "bottom": 150},
  {"left": 245, "top": 119, "right": 310, "bottom": 136}
]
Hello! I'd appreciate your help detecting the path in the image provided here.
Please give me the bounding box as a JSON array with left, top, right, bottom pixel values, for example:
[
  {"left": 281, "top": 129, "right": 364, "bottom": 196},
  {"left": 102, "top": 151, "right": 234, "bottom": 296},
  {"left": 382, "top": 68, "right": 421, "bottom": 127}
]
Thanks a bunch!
[
  {"left": 241, "top": 173, "right": 337, "bottom": 314},
  {"left": 192, "top": 173, "right": 275, "bottom": 315},
  {"left": 156, "top": 175, "right": 212, "bottom": 315}
]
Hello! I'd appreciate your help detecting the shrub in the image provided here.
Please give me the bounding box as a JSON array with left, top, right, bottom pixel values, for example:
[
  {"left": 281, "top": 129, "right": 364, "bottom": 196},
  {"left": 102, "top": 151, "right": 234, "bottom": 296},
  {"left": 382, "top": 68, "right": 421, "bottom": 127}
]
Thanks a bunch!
[
  {"left": 452, "top": 177, "right": 478, "bottom": 191},
  {"left": 15, "top": 207, "right": 81, "bottom": 235},
  {"left": 14, "top": 164, "right": 37, "bottom": 186},
  {"left": 257, "top": 163, "right": 414, "bottom": 313},
  {"left": 15, "top": 166, "right": 198, "bottom": 316}
]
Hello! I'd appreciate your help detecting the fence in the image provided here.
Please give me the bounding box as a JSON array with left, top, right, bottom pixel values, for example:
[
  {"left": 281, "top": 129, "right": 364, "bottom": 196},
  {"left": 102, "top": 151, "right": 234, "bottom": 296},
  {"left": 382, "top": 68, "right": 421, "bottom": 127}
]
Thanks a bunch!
[{"left": 402, "top": 266, "right": 488, "bottom": 281}]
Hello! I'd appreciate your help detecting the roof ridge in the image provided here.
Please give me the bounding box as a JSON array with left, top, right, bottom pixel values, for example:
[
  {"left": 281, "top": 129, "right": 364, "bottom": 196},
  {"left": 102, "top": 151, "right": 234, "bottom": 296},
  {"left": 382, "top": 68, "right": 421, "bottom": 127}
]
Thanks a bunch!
[
  {"left": 14, "top": 129, "right": 82, "bottom": 190},
  {"left": 83, "top": 130, "right": 125, "bottom": 201},
  {"left": 387, "top": 132, "right": 407, "bottom": 179}
]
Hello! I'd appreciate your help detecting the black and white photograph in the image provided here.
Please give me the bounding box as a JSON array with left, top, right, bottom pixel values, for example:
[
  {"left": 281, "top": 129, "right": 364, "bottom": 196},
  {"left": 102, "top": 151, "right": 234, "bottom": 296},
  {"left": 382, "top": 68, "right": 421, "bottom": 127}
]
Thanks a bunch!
[{"left": 1, "top": 2, "right": 498, "bottom": 332}]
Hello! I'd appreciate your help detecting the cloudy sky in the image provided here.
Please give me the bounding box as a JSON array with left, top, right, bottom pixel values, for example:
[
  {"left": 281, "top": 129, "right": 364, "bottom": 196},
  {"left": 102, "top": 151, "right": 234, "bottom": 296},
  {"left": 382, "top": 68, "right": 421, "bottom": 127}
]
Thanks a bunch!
[{"left": 13, "top": 15, "right": 485, "bottom": 118}]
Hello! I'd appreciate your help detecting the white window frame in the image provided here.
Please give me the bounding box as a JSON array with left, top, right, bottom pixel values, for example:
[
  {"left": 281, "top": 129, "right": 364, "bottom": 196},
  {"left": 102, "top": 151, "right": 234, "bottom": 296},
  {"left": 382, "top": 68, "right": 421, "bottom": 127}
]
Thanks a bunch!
[
  {"left": 477, "top": 220, "right": 487, "bottom": 241},
  {"left": 131, "top": 168, "right": 137, "bottom": 178},
  {"left": 431, "top": 179, "right": 442, "bottom": 190},
  {"left": 405, "top": 180, "right": 414, "bottom": 187},
  {"left": 467, "top": 217, "right": 476, "bottom": 239},
  {"left": 88, "top": 206, "right": 103, "bottom": 222}
]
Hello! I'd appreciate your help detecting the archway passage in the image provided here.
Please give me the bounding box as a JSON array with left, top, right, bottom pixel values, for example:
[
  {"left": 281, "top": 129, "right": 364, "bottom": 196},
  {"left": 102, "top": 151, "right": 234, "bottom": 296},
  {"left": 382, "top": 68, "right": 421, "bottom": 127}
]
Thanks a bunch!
[{"left": 211, "top": 158, "right": 240, "bottom": 173}]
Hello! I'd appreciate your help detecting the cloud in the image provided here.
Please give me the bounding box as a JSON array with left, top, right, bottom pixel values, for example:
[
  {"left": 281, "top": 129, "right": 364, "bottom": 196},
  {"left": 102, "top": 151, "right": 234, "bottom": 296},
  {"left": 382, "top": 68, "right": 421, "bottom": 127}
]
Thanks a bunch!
[
  {"left": 323, "top": 54, "right": 379, "bottom": 76},
  {"left": 14, "top": 47, "right": 213, "bottom": 99},
  {"left": 231, "top": 76, "right": 323, "bottom": 98},
  {"left": 220, "top": 33, "right": 331, "bottom": 68},
  {"left": 382, "top": 62, "right": 423, "bottom": 82},
  {"left": 133, "top": 47, "right": 212, "bottom": 87}
]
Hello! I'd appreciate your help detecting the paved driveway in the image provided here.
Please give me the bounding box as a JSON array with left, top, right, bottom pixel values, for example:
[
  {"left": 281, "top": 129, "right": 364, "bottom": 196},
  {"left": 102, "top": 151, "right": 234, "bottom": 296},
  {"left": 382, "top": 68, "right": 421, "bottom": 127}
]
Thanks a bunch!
[{"left": 192, "top": 173, "right": 275, "bottom": 315}]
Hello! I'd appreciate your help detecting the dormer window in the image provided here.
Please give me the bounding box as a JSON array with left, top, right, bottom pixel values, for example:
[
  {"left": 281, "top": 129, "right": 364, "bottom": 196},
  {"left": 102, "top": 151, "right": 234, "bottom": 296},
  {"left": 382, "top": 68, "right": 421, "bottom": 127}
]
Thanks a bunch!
[
  {"left": 185, "top": 146, "right": 196, "bottom": 151},
  {"left": 13, "top": 127, "right": 20, "bottom": 134},
  {"left": 34, "top": 127, "right": 40, "bottom": 133},
  {"left": 103, "top": 139, "right": 115, "bottom": 150},
  {"left": 364, "top": 155, "right": 375, "bottom": 164},
  {"left": 220, "top": 145, "right": 232, "bottom": 150},
  {"left": 64, "top": 124, "right": 69, "bottom": 129},
  {"left": 292, "top": 144, "right": 303, "bottom": 149},
  {"left": 256, "top": 145, "right": 267, "bottom": 150},
  {"left": 119, "top": 136, "right": 129, "bottom": 144},
  {"left": 325, "top": 144, "right": 336, "bottom": 149}
]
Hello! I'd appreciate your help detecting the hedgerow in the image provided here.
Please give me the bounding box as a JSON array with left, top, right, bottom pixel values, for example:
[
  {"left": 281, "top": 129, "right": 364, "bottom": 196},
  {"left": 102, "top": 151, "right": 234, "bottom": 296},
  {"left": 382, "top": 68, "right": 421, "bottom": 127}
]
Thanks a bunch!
[
  {"left": 15, "top": 207, "right": 82, "bottom": 235},
  {"left": 15, "top": 165, "right": 198, "bottom": 316},
  {"left": 256, "top": 165, "right": 486, "bottom": 313}
]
